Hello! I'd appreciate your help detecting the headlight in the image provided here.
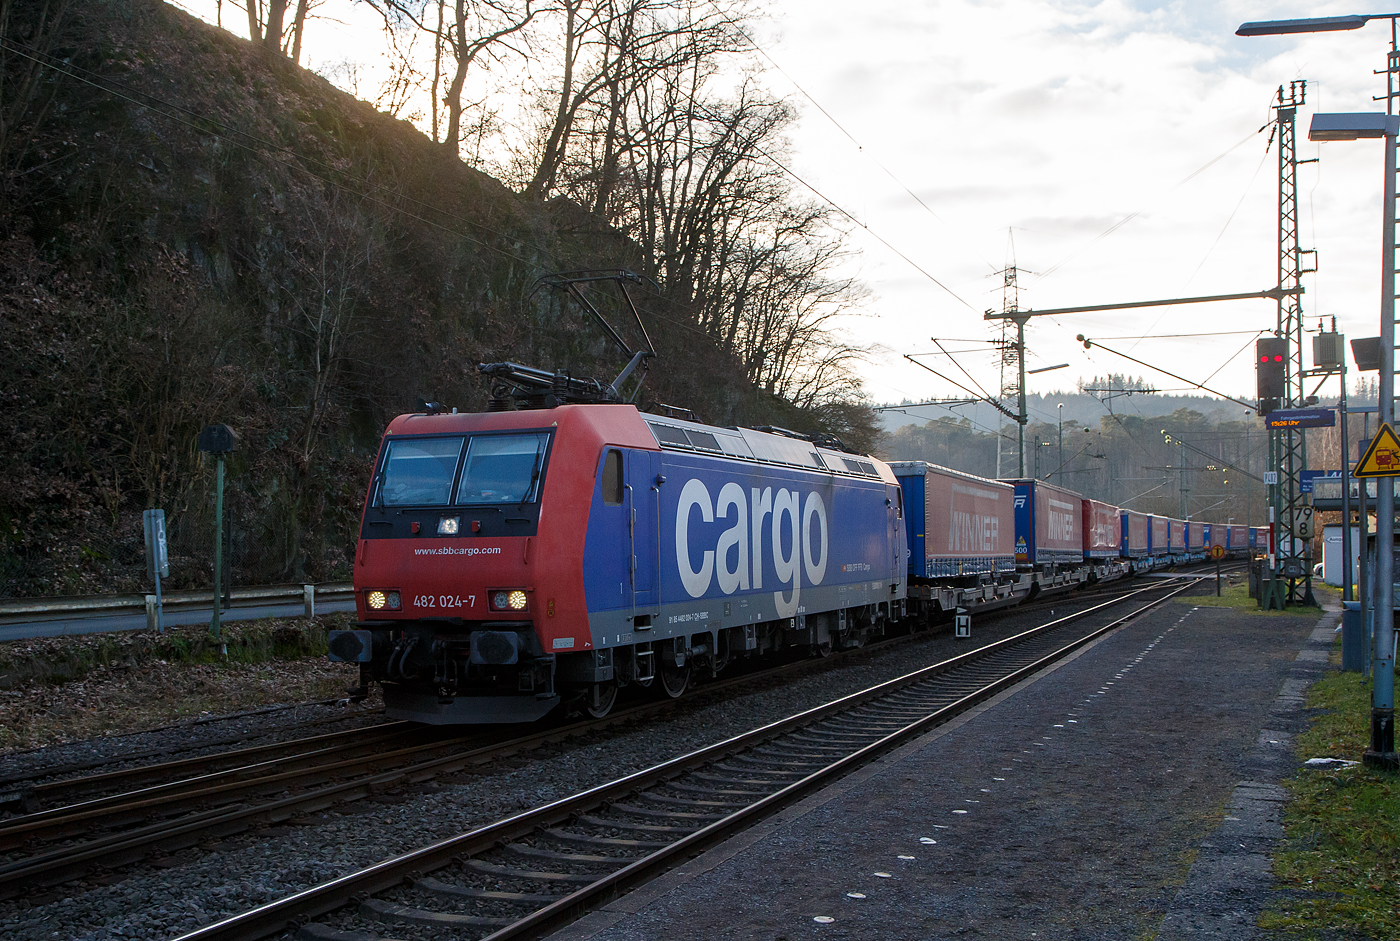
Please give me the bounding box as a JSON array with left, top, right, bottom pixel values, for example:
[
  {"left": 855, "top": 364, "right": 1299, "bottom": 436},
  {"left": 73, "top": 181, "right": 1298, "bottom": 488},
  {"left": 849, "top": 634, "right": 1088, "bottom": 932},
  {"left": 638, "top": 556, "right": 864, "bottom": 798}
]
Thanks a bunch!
[
  {"left": 438, "top": 516, "right": 460, "bottom": 535},
  {"left": 365, "top": 590, "right": 401, "bottom": 611},
  {"left": 490, "top": 589, "right": 528, "bottom": 612}
]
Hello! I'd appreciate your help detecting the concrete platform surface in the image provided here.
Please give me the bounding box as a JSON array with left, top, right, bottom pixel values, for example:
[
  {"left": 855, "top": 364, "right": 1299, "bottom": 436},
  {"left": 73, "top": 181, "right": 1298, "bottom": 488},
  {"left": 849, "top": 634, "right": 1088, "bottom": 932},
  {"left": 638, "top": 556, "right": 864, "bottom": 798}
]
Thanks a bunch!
[{"left": 548, "top": 594, "right": 1334, "bottom": 941}]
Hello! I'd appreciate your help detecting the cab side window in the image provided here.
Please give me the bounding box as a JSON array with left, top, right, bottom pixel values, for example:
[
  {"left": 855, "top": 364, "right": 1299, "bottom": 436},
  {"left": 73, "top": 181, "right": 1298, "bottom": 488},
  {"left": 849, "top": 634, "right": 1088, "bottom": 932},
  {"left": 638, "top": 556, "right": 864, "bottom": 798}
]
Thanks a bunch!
[{"left": 602, "top": 450, "right": 623, "bottom": 505}]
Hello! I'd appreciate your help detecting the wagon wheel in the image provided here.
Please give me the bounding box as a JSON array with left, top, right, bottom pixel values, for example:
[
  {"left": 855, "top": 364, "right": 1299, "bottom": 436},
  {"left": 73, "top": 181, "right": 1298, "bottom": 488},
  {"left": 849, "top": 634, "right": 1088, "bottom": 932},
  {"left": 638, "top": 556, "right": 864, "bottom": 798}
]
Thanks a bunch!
[
  {"left": 584, "top": 680, "right": 619, "bottom": 719},
  {"left": 656, "top": 640, "right": 690, "bottom": 699}
]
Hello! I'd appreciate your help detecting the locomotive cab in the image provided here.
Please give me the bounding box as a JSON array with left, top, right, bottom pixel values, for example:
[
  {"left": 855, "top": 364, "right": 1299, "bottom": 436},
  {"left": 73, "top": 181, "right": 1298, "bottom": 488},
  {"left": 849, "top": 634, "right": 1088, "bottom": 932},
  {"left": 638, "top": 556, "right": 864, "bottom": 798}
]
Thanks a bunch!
[{"left": 332, "top": 405, "right": 655, "bottom": 723}]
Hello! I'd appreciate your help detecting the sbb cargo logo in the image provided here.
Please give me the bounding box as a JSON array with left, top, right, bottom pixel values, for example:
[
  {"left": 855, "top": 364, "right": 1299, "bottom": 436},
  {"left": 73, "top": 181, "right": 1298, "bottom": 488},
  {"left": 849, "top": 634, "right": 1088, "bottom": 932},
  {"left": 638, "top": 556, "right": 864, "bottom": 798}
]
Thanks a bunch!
[{"left": 675, "top": 478, "right": 828, "bottom": 619}]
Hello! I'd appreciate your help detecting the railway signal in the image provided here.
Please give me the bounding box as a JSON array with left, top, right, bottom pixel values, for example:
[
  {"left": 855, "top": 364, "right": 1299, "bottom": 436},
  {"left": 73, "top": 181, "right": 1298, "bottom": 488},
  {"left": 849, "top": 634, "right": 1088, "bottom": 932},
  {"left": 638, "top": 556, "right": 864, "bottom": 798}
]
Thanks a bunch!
[{"left": 1256, "top": 336, "right": 1288, "bottom": 415}]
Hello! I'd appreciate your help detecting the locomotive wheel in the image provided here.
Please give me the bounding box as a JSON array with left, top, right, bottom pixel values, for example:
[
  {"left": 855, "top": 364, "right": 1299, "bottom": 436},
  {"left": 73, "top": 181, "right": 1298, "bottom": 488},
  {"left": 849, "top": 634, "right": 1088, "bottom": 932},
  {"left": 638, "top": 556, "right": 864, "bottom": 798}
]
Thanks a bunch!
[
  {"left": 657, "top": 658, "right": 690, "bottom": 699},
  {"left": 584, "top": 681, "right": 618, "bottom": 719}
]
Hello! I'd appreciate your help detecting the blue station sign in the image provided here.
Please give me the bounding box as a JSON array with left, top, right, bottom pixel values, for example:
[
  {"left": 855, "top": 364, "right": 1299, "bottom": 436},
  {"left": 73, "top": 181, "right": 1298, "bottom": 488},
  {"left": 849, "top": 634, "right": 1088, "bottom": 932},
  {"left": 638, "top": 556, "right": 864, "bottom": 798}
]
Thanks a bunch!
[
  {"left": 1299, "top": 469, "right": 1341, "bottom": 494},
  {"left": 1266, "top": 407, "right": 1336, "bottom": 430}
]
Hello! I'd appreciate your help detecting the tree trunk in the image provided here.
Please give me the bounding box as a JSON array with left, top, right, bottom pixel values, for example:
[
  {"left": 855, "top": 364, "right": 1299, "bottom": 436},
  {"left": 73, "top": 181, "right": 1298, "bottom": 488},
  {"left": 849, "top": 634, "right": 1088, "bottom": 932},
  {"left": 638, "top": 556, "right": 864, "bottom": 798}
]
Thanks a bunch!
[
  {"left": 289, "top": 0, "right": 309, "bottom": 63},
  {"left": 263, "top": 0, "right": 288, "bottom": 53},
  {"left": 525, "top": 0, "right": 580, "bottom": 200},
  {"left": 246, "top": 0, "right": 262, "bottom": 41}
]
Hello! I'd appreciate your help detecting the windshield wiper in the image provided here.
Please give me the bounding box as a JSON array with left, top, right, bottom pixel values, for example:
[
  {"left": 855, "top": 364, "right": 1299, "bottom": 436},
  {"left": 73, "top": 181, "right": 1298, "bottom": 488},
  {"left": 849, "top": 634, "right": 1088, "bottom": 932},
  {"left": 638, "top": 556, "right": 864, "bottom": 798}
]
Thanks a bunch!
[{"left": 519, "top": 440, "right": 545, "bottom": 508}]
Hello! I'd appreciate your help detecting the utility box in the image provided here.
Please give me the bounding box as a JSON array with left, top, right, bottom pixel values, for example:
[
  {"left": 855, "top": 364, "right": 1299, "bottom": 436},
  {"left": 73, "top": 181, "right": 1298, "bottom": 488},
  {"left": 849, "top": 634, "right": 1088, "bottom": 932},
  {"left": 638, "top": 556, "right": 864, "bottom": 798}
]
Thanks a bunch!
[{"left": 1313, "top": 331, "right": 1344, "bottom": 368}]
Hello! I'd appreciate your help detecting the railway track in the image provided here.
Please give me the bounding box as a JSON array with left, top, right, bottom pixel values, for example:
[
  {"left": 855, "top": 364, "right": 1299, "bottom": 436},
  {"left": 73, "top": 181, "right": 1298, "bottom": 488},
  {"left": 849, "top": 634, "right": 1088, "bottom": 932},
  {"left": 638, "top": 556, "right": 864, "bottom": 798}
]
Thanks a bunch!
[
  {"left": 0, "top": 568, "right": 1226, "bottom": 900},
  {"left": 168, "top": 574, "right": 1205, "bottom": 941}
]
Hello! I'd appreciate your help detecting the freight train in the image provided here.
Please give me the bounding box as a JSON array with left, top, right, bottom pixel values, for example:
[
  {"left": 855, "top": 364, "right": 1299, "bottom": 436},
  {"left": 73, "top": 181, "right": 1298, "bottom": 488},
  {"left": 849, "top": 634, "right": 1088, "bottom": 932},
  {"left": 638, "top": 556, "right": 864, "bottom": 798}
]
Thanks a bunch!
[{"left": 328, "top": 404, "right": 1256, "bottom": 725}]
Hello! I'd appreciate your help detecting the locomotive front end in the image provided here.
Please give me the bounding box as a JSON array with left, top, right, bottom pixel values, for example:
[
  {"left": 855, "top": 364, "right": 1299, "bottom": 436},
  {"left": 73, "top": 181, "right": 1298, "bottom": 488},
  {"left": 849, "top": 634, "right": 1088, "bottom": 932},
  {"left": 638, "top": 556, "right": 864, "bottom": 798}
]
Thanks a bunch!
[{"left": 332, "top": 410, "right": 570, "bottom": 723}]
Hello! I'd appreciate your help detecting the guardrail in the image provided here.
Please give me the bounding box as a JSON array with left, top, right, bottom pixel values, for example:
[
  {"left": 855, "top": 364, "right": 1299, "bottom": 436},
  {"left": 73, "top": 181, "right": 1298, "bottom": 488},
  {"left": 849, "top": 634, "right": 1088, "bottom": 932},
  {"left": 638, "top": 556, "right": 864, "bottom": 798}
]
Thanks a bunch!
[{"left": 0, "top": 583, "right": 356, "bottom": 640}]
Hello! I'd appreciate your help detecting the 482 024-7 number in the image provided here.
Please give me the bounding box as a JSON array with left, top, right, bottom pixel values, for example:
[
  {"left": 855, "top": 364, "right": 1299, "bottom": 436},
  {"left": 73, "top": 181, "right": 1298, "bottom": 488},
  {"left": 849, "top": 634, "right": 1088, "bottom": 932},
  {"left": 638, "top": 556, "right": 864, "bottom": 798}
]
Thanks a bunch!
[{"left": 414, "top": 595, "right": 475, "bottom": 609}]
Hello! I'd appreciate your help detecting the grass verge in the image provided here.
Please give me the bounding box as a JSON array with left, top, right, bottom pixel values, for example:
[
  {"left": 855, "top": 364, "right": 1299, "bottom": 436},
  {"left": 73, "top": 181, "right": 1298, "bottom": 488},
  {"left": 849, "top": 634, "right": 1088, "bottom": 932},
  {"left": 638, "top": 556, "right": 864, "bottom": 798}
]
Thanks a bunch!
[
  {"left": 1176, "top": 578, "right": 1324, "bottom": 618},
  {"left": 1260, "top": 666, "right": 1400, "bottom": 938}
]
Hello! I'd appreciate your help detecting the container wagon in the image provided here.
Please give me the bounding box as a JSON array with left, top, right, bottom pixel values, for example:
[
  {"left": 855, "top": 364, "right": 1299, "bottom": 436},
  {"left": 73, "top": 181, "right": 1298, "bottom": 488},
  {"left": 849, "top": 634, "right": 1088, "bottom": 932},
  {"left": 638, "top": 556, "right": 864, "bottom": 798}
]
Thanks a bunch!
[
  {"left": 1010, "top": 479, "right": 1086, "bottom": 593},
  {"left": 1120, "top": 510, "right": 1151, "bottom": 565},
  {"left": 1149, "top": 516, "right": 1171, "bottom": 558},
  {"left": 892, "top": 462, "right": 1025, "bottom": 615}
]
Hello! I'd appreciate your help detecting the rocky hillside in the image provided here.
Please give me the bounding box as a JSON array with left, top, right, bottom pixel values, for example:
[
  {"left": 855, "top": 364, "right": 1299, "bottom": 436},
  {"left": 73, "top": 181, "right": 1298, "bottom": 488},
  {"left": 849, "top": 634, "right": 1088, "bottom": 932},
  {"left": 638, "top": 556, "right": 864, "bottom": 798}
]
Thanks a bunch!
[{"left": 0, "top": 0, "right": 868, "bottom": 597}]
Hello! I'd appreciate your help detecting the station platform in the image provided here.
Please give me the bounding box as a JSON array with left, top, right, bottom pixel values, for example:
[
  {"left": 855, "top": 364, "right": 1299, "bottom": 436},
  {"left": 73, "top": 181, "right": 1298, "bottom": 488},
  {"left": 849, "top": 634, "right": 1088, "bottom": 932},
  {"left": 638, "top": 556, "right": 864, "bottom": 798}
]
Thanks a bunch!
[{"left": 549, "top": 593, "right": 1335, "bottom": 941}]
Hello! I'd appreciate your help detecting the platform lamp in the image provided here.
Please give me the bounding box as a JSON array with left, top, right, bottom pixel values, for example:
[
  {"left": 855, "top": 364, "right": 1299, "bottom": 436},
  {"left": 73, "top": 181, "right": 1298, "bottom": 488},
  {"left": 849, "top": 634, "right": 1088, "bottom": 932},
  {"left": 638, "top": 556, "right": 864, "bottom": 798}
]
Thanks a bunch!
[
  {"left": 197, "top": 424, "right": 239, "bottom": 645},
  {"left": 1239, "top": 10, "right": 1400, "bottom": 769}
]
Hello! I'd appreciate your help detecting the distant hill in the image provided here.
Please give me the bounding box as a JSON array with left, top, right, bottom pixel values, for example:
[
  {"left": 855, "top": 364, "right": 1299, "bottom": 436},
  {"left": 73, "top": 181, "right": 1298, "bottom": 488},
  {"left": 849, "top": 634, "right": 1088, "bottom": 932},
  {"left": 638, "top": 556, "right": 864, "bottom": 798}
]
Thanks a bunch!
[{"left": 878, "top": 391, "right": 1261, "bottom": 437}]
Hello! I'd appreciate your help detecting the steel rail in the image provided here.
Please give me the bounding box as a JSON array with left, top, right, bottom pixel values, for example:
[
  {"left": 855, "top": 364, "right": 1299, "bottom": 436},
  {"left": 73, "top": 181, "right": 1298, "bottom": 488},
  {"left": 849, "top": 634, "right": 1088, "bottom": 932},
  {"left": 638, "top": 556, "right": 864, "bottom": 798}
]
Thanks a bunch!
[
  {"left": 5, "top": 721, "right": 416, "bottom": 808},
  {"left": 170, "top": 577, "right": 1199, "bottom": 941},
  {"left": 0, "top": 607, "right": 961, "bottom": 893}
]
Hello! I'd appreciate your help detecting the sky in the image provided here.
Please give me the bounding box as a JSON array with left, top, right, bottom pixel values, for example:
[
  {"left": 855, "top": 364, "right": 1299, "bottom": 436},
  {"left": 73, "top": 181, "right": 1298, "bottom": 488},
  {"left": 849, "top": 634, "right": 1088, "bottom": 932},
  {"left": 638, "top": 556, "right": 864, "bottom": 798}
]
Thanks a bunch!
[{"left": 172, "top": 1, "right": 1398, "bottom": 425}]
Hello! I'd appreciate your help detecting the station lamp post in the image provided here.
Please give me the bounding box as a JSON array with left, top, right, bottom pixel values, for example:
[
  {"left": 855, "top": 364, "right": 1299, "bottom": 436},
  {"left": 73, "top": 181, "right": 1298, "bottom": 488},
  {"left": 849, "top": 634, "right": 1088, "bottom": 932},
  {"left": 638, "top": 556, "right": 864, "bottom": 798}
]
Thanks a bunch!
[{"left": 1238, "top": 13, "right": 1398, "bottom": 768}]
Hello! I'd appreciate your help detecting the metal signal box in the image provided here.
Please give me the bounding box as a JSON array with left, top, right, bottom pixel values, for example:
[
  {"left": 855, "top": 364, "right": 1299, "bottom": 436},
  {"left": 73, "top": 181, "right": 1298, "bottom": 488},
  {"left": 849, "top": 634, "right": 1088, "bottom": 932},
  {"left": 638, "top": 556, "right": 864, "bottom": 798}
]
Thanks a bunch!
[{"left": 1313, "top": 331, "right": 1344, "bottom": 368}]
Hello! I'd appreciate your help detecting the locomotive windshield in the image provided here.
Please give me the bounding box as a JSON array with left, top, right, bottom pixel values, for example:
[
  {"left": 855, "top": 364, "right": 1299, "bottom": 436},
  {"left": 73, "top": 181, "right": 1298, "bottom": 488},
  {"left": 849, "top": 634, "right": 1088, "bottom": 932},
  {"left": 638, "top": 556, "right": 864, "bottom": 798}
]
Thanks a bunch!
[
  {"left": 375, "top": 432, "right": 550, "bottom": 507},
  {"left": 378, "top": 437, "right": 464, "bottom": 506},
  {"left": 455, "top": 433, "right": 549, "bottom": 504}
]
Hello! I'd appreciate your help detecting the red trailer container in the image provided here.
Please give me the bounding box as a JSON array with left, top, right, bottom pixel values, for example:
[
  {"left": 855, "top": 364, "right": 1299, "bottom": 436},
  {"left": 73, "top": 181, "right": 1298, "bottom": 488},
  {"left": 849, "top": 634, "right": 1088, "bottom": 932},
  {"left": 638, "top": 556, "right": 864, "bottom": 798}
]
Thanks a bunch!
[
  {"left": 1227, "top": 524, "right": 1248, "bottom": 550},
  {"left": 1082, "top": 499, "right": 1121, "bottom": 558},
  {"left": 1188, "top": 520, "right": 1206, "bottom": 550},
  {"left": 1120, "top": 510, "right": 1150, "bottom": 559},
  {"left": 891, "top": 461, "right": 1016, "bottom": 578},
  {"left": 1149, "top": 516, "right": 1170, "bottom": 556},
  {"left": 1168, "top": 518, "right": 1186, "bottom": 551},
  {"left": 1207, "top": 525, "right": 1227, "bottom": 550}
]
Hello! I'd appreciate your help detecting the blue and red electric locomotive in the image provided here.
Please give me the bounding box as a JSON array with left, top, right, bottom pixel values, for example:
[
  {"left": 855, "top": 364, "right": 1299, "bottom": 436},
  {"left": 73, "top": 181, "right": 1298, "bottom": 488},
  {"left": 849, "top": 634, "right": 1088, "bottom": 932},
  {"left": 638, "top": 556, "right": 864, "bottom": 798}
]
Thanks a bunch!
[{"left": 331, "top": 402, "right": 907, "bottom": 723}]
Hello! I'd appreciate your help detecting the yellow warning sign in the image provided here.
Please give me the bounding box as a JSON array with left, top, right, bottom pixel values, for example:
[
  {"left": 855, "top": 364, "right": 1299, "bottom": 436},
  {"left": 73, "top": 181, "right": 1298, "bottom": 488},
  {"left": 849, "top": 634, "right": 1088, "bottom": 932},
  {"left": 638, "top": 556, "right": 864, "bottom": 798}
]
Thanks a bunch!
[{"left": 1355, "top": 422, "right": 1400, "bottom": 477}]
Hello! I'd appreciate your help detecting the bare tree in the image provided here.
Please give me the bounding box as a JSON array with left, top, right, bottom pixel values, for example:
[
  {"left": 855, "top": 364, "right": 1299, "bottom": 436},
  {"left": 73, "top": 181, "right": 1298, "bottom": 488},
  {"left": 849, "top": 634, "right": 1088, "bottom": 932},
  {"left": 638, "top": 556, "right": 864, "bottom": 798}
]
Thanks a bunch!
[
  {"left": 0, "top": 0, "right": 73, "bottom": 206},
  {"left": 365, "top": 0, "right": 536, "bottom": 152},
  {"left": 245, "top": 0, "right": 318, "bottom": 63},
  {"left": 522, "top": 0, "right": 741, "bottom": 203}
]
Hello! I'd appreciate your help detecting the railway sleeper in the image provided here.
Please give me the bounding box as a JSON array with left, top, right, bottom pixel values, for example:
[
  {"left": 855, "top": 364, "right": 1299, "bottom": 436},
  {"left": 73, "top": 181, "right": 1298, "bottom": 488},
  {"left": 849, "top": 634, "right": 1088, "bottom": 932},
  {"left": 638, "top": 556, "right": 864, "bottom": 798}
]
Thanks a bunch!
[
  {"left": 574, "top": 813, "right": 696, "bottom": 834},
  {"left": 711, "top": 760, "right": 809, "bottom": 777},
  {"left": 634, "top": 791, "right": 749, "bottom": 810},
  {"left": 777, "top": 734, "right": 875, "bottom": 750},
  {"left": 361, "top": 897, "right": 514, "bottom": 927},
  {"left": 685, "top": 771, "right": 783, "bottom": 789},
  {"left": 504, "top": 842, "right": 633, "bottom": 865},
  {"left": 722, "top": 755, "right": 827, "bottom": 772},
  {"left": 663, "top": 780, "right": 768, "bottom": 799},
  {"left": 795, "top": 722, "right": 890, "bottom": 739},
  {"left": 543, "top": 827, "right": 668, "bottom": 850},
  {"left": 296, "top": 923, "right": 382, "bottom": 941},
  {"left": 415, "top": 876, "right": 558, "bottom": 903},
  {"left": 748, "top": 745, "right": 849, "bottom": 761},
  {"left": 464, "top": 859, "right": 600, "bottom": 884},
  {"left": 605, "top": 801, "right": 726, "bottom": 821}
]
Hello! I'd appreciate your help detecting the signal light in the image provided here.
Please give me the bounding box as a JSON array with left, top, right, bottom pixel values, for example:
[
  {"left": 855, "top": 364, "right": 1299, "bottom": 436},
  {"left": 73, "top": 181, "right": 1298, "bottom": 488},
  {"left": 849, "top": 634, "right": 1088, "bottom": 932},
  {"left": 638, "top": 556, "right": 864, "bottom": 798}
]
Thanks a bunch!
[{"left": 1256, "top": 337, "right": 1288, "bottom": 412}]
